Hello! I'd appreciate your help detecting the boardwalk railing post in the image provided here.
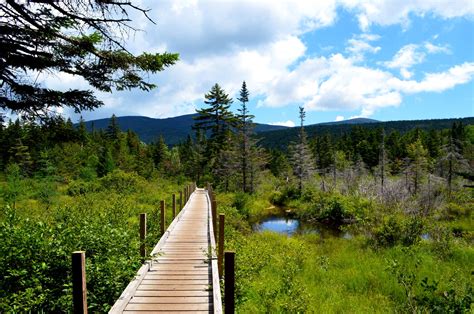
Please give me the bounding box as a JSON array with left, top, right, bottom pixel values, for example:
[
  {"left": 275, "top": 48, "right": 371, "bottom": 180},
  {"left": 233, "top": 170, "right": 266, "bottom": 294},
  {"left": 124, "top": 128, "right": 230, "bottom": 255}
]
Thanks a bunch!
[
  {"left": 172, "top": 193, "right": 176, "bottom": 219},
  {"left": 140, "top": 213, "right": 147, "bottom": 260},
  {"left": 184, "top": 188, "right": 187, "bottom": 205},
  {"left": 72, "top": 251, "right": 87, "bottom": 314},
  {"left": 212, "top": 200, "right": 217, "bottom": 242},
  {"left": 179, "top": 190, "right": 183, "bottom": 211},
  {"left": 224, "top": 251, "right": 235, "bottom": 314},
  {"left": 160, "top": 200, "right": 165, "bottom": 235},
  {"left": 218, "top": 213, "right": 225, "bottom": 278}
]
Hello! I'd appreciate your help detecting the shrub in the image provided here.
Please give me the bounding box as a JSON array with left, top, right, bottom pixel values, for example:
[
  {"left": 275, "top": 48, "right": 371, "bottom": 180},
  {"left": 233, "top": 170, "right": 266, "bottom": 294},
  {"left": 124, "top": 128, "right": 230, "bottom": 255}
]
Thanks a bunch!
[
  {"left": 371, "top": 215, "right": 424, "bottom": 248},
  {"left": 99, "top": 170, "right": 145, "bottom": 193},
  {"left": 67, "top": 180, "right": 100, "bottom": 196}
]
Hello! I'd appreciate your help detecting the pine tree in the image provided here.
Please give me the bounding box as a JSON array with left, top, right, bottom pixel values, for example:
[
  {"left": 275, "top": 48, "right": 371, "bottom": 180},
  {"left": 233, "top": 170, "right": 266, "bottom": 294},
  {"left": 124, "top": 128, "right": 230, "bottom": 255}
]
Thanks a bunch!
[
  {"left": 236, "top": 81, "right": 255, "bottom": 192},
  {"left": 106, "top": 114, "right": 121, "bottom": 141},
  {"left": 1, "top": 1, "right": 178, "bottom": 118},
  {"left": 194, "top": 83, "right": 236, "bottom": 156},
  {"left": 407, "top": 138, "right": 429, "bottom": 194},
  {"left": 291, "top": 106, "right": 314, "bottom": 194}
]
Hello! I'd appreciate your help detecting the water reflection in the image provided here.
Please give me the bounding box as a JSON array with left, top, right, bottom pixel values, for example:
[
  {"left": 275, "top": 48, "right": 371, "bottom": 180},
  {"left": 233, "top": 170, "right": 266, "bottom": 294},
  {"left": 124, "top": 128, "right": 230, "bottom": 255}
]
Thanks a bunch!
[{"left": 253, "top": 216, "right": 352, "bottom": 239}]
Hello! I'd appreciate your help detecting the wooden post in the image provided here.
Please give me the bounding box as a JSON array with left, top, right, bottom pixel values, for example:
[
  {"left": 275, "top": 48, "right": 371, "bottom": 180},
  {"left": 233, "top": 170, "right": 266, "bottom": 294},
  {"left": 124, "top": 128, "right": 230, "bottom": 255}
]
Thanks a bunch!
[
  {"left": 218, "top": 213, "right": 225, "bottom": 278},
  {"left": 139, "top": 213, "right": 147, "bottom": 260},
  {"left": 72, "top": 251, "right": 87, "bottom": 313},
  {"left": 179, "top": 191, "right": 183, "bottom": 211},
  {"left": 212, "top": 200, "right": 217, "bottom": 242},
  {"left": 160, "top": 200, "right": 165, "bottom": 235},
  {"left": 184, "top": 188, "right": 187, "bottom": 205},
  {"left": 224, "top": 251, "right": 235, "bottom": 314},
  {"left": 172, "top": 193, "right": 176, "bottom": 219}
]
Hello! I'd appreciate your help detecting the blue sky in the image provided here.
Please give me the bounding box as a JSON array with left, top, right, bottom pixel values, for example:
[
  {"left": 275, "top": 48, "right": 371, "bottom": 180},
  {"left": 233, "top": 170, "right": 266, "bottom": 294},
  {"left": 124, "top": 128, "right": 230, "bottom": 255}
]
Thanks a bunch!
[{"left": 42, "top": 0, "right": 474, "bottom": 126}]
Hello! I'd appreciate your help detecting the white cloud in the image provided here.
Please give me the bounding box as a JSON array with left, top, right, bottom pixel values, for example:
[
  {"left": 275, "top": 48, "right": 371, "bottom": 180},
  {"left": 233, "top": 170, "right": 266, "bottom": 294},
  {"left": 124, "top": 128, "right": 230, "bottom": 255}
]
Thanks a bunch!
[
  {"left": 342, "top": 0, "right": 474, "bottom": 31},
  {"left": 269, "top": 120, "right": 296, "bottom": 127},
  {"left": 425, "top": 42, "right": 451, "bottom": 54},
  {"left": 346, "top": 33, "right": 381, "bottom": 60},
  {"left": 335, "top": 115, "right": 345, "bottom": 121},
  {"left": 33, "top": 0, "right": 474, "bottom": 121},
  {"left": 384, "top": 44, "right": 425, "bottom": 78}
]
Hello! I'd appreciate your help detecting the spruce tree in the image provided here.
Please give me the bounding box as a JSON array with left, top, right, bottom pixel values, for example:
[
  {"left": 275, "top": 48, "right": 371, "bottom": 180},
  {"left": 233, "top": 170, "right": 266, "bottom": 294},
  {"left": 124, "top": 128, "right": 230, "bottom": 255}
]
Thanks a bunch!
[
  {"left": 194, "top": 83, "right": 236, "bottom": 156},
  {"left": 291, "top": 106, "right": 314, "bottom": 194},
  {"left": 236, "top": 81, "right": 254, "bottom": 192},
  {"left": 1, "top": 1, "right": 178, "bottom": 118}
]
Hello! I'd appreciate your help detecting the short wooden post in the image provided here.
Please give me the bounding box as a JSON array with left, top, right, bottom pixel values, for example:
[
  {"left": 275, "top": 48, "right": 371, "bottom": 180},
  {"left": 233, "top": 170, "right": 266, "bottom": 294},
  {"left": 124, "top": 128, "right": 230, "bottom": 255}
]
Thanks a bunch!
[
  {"left": 139, "top": 213, "right": 147, "bottom": 260},
  {"left": 224, "top": 251, "right": 235, "bottom": 314},
  {"left": 179, "top": 191, "right": 183, "bottom": 211},
  {"left": 218, "top": 213, "right": 225, "bottom": 278},
  {"left": 160, "top": 200, "right": 165, "bottom": 234},
  {"left": 172, "top": 193, "right": 176, "bottom": 219},
  {"left": 212, "top": 200, "right": 217, "bottom": 242},
  {"left": 184, "top": 188, "right": 187, "bottom": 205},
  {"left": 72, "top": 251, "right": 88, "bottom": 313}
]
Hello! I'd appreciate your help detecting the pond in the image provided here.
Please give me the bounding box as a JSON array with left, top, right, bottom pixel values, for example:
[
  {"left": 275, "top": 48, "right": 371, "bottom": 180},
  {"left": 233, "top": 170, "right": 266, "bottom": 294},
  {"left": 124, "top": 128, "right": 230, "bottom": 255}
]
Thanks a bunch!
[{"left": 253, "top": 215, "right": 352, "bottom": 239}]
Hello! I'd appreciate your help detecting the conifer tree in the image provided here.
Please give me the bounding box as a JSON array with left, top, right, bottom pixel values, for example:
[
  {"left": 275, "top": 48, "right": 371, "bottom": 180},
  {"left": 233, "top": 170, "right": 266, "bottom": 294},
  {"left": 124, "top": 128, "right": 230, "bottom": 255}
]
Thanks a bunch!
[
  {"left": 236, "top": 81, "right": 255, "bottom": 192},
  {"left": 194, "top": 83, "right": 236, "bottom": 156},
  {"left": 291, "top": 106, "right": 314, "bottom": 194},
  {"left": 1, "top": 1, "right": 178, "bottom": 118},
  {"left": 106, "top": 114, "right": 121, "bottom": 141}
]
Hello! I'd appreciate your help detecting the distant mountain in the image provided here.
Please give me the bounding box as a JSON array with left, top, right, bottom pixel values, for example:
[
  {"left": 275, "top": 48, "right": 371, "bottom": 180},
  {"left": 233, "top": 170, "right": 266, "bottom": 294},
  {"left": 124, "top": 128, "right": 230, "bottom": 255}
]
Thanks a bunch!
[
  {"left": 82, "top": 114, "right": 473, "bottom": 148},
  {"left": 258, "top": 117, "right": 474, "bottom": 150},
  {"left": 320, "top": 118, "right": 379, "bottom": 125},
  {"left": 83, "top": 114, "right": 289, "bottom": 144}
]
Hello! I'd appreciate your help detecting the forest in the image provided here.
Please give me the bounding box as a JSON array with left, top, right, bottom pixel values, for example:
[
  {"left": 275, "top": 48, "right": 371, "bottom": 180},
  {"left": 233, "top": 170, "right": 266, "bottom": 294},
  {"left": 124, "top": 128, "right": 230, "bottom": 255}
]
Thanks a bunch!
[{"left": 0, "top": 80, "right": 473, "bottom": 312}]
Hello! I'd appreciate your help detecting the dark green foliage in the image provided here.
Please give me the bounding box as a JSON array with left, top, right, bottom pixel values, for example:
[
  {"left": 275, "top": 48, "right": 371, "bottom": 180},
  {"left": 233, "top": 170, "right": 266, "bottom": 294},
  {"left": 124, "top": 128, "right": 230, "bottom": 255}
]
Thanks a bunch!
[
  {"left": 1, "top": 1, "right": 178, "bottom": 118},
  {"left": 371, "top": 216, "right": 424, "bottom": 248},
  {"left": 194, "top": 83, "right": 236, "bottom": 154},
  {"left": 0, "top": 205, "right": 141, "bottom": 312}
]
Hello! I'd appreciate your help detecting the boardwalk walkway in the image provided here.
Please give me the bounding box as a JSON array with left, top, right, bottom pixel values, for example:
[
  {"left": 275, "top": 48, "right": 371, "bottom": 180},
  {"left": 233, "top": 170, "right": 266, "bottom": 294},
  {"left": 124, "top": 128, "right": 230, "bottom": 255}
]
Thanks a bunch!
[{"left": 110, "top": 188, "right": 222, "bottom": 313}]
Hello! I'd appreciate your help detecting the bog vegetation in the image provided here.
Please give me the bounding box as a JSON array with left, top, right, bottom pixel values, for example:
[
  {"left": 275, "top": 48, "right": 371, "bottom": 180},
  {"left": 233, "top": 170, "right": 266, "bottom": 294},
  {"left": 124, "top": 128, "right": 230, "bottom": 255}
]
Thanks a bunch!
[{"left": 0, "top": 82, "right": 473, "bottom": 312}]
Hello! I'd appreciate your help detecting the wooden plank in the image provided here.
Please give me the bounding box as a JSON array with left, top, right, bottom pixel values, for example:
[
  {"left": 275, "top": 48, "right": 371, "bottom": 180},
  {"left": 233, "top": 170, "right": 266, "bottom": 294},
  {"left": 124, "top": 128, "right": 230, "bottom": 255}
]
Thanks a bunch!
[
  {"left": 148, "top": 270, "right": 210, "bottom": 275},
  {"left": 137, "top": 284, "right": 210, "bottom": 291},
  {"left": 124, "top": 311, "right": 209, "bottom": 314},
  {"left": 145, "top": 275, "right": 209, "bottom": 280},
  {"left": 141, "top": 279, "right": 209, "bottom": 285},
  {"left": 125, "top": 304, "right": 212, "bottom": 311},
  {"left": 128, "top": 296, "right": 211, "bottom": 304},
  {"left": 134, "top": 290, "right": 211, "bottom": 297}
]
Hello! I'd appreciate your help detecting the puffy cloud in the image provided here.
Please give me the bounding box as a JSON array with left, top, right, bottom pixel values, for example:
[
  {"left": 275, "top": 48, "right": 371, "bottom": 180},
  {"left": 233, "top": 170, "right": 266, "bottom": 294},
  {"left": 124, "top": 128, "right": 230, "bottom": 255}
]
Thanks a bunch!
[
  {"left": 335, "top": 115, "right": 345, "bottom": 121},
  {"left": 383, "top": 44, "right": 425, "bottom": 78},
  {"left": 341, "top": 0, "right": 474, "bottom": 31},
  {"left": 346, "top": 33, "right": 381, "bottom": 61},
  {"left": 35, "top": 0, "right": 474, "bottom": 121}
]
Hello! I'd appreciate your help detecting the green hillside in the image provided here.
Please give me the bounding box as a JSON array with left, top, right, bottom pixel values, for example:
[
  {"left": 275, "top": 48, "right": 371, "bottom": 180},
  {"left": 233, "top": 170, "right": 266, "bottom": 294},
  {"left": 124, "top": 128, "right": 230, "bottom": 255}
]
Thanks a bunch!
[{"left": 258, "top": 117, "right": 474, "bottom": 150}]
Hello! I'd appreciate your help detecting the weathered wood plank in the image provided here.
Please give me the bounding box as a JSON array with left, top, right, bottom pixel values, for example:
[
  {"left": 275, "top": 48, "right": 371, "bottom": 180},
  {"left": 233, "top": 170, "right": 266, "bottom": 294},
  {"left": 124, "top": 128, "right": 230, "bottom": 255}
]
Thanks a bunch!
[
  {"left": 141, "top": 279, "right": 209, "bottom": 285},
  {"left": 125, "top": 303, "right": 212, "bottom": 311},
  {"left": 128, "top": 296, "right": 211, "bottom": 304},
  {"left": 133, "top": 290, "right": 211, "bottom": 297},
  {"left": 137, "top": 284, "right": 210, "bottom": 291}
]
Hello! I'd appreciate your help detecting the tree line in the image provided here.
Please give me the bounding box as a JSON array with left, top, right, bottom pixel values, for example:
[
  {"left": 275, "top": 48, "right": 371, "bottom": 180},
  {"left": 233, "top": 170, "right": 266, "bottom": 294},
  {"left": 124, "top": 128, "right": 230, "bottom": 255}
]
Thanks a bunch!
[{"left": 0, "top": 81, "right": 472, "bottom": 198}]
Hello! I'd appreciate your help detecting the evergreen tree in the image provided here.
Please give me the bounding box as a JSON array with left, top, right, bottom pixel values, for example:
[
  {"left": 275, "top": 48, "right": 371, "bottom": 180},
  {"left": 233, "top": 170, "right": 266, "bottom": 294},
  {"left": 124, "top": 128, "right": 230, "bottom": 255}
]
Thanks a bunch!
[
  {"left": 407, "top": 138, "right": 429, "bottom": 194},
  {"left": 1, "top": 1, "right": 178, "bottom": 118},
  {"left": 291, "top": 106, "right": 314, "bottom": 194},
  {"left": 106, "top": 114, "right": 121, "bottom": 141},
  {"left": 194, "top": 83, "right": 236, "bottom": 156},
  {"left": 236, "top": 81, "right": 255, "bottom": 192}
]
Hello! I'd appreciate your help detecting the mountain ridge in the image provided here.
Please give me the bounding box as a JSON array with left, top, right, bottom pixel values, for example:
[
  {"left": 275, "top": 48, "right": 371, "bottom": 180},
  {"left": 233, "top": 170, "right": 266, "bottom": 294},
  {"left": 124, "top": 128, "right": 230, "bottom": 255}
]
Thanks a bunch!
[{"left": 82, "top": 114, "right": 473, "bottom": 147}]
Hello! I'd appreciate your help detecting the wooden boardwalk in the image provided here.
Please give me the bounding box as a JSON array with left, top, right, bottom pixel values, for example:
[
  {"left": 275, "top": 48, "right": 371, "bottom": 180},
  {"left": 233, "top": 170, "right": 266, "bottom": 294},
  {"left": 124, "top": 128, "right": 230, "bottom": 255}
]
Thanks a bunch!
[{"left": 110, "top": 188, "right": 222, "bottom": 313}]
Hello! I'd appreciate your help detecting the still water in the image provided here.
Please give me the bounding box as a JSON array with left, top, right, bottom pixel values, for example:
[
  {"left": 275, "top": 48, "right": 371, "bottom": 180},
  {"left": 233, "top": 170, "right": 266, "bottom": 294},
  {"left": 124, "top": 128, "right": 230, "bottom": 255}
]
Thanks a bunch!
[{"left": 253, "top": 216, "right": 352, "bottom": 239}]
